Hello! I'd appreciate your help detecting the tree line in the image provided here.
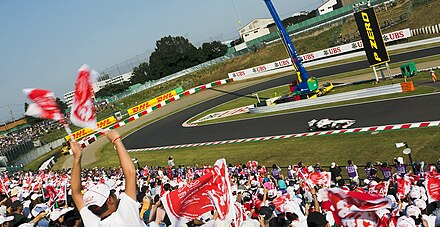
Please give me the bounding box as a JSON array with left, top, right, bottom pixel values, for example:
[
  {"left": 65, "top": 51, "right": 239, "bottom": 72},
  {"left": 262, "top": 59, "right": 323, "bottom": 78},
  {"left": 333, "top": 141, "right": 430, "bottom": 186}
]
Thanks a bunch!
[{"left": 96, "top": 36, "right": 227, "bottom": 98}]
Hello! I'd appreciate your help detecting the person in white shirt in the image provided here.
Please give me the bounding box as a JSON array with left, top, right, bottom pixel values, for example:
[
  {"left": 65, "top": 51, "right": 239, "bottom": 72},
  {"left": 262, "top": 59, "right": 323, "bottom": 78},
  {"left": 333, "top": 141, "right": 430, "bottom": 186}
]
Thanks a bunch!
[{"left": 70, "top": 130, "right": 146, "bottom": 227}]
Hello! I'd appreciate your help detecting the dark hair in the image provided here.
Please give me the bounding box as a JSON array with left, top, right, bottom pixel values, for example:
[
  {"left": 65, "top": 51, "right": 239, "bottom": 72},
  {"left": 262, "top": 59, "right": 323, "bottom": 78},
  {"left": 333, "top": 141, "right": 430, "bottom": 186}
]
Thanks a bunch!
[
  {"left": 64, "top": 209, "right": 82, "bottom": 227},
  {"left": 269, "top": 215, "right": 290, "bottom": 227},
  {"left": 163, "top": 183, "right": 171, "bottom": 192},
  {"left": 88, "top": 191, "right": 114, "bottom": 217},
  {"left": 347, "top": 160, "right": 353, "bottom": 165},
  {"left": 286, "top": 212, "right": 298, "bottom": 221},
  {"left": 88, "top": 202, "right": 109, "bottom": 217}
]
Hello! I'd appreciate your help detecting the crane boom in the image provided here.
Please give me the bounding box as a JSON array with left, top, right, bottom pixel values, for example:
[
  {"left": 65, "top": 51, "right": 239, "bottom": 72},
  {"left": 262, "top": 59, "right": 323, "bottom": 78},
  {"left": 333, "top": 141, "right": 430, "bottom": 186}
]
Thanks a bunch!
[{"left": 263, "top": 0, "right": 318, "bottom": 94}]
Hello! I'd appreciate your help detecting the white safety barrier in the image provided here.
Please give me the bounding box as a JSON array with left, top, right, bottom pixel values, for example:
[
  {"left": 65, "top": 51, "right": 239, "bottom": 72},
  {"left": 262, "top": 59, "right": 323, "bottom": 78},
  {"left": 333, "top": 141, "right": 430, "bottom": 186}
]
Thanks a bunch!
[{"left": 249, "top": 83, "right": 404, "bottom": 114}]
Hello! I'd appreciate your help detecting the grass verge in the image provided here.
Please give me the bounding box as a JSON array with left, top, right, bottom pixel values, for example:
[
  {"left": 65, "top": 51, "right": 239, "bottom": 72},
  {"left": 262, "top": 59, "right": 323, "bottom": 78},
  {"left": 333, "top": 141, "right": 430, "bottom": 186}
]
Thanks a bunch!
[
  {"left": 23, "top": 146, "right": 62, "bottom": 171},
  {"left": 82, "top": 126, "right": 440, "bottom": 172},
  {"left": 189, "top": 56, "right": 440, "bottom": 125}
]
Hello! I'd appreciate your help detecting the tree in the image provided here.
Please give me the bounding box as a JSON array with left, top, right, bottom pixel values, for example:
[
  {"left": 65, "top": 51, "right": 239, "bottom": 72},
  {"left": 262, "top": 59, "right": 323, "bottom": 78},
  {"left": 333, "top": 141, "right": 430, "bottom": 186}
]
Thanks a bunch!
[
  {"left": 95, "top": 83, "right": 128, "bottom": 98},
  {"left": 147, "top": 36, "right": 202, "bottom": 79},
  {"left": 199, "top": 41, "right": 228, "bottom": 61},
  {"left": 131, "top": 62, "right": 150, "bottom": 84},
  {"left": 24, "top": 102, "right": 42, "bottom": 125},
  {"left": 55, "top": 97, "right": 68, "bottom": 114}
]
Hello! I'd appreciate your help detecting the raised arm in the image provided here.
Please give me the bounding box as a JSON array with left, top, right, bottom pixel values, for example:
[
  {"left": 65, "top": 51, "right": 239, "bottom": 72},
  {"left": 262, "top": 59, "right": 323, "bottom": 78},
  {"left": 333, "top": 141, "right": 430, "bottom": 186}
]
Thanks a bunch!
[
  {"left": 70, "top": 141, "right": 85, "bottom": 211},
  {"left": 105, "top": 130, "right": 137, "bottom": 200}
]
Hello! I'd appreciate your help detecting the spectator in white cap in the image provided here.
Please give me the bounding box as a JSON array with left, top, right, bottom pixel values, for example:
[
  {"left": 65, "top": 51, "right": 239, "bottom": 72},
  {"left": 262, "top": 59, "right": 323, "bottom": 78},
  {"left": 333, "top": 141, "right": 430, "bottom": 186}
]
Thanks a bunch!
[
  {"left": 0, "top": 215, "right": 13, "bottom": 227},
  {"left": 405, "top": 205, "right": 429, "bottom": 226},
  {"left": 396, "top": 216, "right": 416, "bottom": 227},
  {"left": 71, "top": 130, "right": 146, "bottom": 227},
  {"left": 48, "top": 207, "right": 74, "bottom": 226}
]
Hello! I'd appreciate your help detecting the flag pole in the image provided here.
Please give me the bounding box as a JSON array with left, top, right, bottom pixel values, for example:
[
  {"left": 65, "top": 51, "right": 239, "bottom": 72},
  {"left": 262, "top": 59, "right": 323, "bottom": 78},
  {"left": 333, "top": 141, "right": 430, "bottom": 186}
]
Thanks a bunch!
[{"left": 60, "top": 118, "right": 75, "bottom": 142}]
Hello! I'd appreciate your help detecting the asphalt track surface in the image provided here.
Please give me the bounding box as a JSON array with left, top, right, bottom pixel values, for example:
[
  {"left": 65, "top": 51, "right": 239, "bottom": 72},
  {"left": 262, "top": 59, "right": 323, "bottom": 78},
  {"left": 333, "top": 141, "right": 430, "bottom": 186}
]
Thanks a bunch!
[{"left": 124, "top": 46, "right": 440, "bottom": 149}]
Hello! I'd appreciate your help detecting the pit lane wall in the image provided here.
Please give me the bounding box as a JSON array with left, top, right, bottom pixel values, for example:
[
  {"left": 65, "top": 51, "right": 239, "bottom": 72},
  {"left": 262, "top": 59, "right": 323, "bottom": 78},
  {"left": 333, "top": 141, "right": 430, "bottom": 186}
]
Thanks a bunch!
[
  {"left": 249, "top": 82, "right": 412, "bottom": 114},
  {"left": 228, "top": 28, "right": 412, "bottom": 81}
]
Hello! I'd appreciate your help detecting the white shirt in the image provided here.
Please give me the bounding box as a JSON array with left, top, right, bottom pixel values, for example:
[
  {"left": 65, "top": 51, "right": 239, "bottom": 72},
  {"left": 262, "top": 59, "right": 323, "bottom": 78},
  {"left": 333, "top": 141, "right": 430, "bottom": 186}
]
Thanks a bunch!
[{"left": 80, "top": 193, "right": 146, "bottom": 227}]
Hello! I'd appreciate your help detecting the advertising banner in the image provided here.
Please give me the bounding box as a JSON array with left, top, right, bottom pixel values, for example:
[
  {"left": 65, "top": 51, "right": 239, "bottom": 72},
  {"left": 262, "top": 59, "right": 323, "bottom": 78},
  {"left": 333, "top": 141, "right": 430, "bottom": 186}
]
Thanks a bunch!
[
  {"left": 228, "top": 28, "right": 410, "bottom": 81},
  {"left": 127, "top": 87, "right": 183, "bottom": 115},
  {"left": 354, "top": 7, "right": 390, "bottom": 66},
  {"left": 65, "top": 116, "right": 117, "bottom": 141}
]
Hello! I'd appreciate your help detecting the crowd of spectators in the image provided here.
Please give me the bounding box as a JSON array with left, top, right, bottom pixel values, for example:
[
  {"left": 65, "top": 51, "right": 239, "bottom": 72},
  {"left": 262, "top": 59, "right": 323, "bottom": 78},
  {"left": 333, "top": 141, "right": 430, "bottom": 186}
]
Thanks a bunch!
[
  {"left": 0, "top": 131, "right": 436, "bottom": 227},
  {"left": 0, "top": 121, "right": 63, "bottom": 150}
]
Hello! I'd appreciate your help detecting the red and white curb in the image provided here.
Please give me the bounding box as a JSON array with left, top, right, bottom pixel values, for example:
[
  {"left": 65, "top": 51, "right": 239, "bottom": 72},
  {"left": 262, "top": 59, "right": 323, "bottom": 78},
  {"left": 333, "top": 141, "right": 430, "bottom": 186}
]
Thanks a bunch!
[
  {"left": 78, "top": 78, "right": 234, "bottom": 148},
  {"left": 127, "top": 120, "right": 440, "bottom": 152}
]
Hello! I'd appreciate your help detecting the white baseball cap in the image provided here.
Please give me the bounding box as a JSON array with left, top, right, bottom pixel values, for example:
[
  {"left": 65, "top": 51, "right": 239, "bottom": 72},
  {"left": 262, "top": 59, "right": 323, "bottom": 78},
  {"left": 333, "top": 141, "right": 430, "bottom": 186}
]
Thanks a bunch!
[
  {"left": 406, "top": 205, "right": 421, "bottom": 217},
  {"left": 49, "top": 207, "right": 74, "bottom": 221},
  {"left": 396, "top": 216, "right": 416, "bottom": 227},
  {"left": 414, "top": 199, "right": 426, "bottom": 210},
  {"left": 83, "top": 183, "right": 110, "bottom": 207},
  {"left": 0, "top": 215, "right": 13, "bottom": 224},
  {"left": 409, "top": 188, "right": 421, "bottom": 199},
  {"left": 30, "top": 194, "right": 42, "bottom": 201},
  {"left": 31, "top": 203, "right": 48, "bottom": 218},
  {"left": 104, "top": 179, "right": 118, "bottom": 190}
]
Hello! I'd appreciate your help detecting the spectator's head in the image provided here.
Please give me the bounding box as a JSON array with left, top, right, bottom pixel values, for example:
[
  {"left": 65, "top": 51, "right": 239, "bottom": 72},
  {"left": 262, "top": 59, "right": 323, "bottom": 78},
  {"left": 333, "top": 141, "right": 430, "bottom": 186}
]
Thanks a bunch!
[
  {"left": 49, "top": 207, "right": 74, "bottom": 224},
  {"left": 307, "top": 211, "right": 329, "bottom": 227},
  {"left": 406, "top": 205, "right": 423, "bottom": 225},
  {"left": 382, "top": 162, "right": 388, "bottom": 168},
  {"left": 347, "top": 160, "right": 353, "bottom": 165},
  {"left": 64, "top": 208, "right": 83, "bottom": 227},
  {"left": 366, "top": 162, "right": 372, "bottom": 168},
  {"left": 396, "top": 216, "right": 415, "bottom": 227},
  {"left": 0, "top": 215, "right": 13, "bottom": 227},
  {"left": 83, "top": 183, "right": 118, "bottom": 218},
  {"left": 163, "top": 183, "right": 171, "bottom": 192},
  {"left": 330, "top": 162, "right": 336, "bottom": 168},
  {"left": 11, "top": 201, "right": 23, "bottom": 214}
]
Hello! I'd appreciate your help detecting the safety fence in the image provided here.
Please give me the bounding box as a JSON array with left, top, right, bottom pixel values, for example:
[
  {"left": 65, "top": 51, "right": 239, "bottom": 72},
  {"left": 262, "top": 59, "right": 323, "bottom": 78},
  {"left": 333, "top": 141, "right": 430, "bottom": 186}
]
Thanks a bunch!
[
  {"left": 11, "top": 138, "right": 65, "bottom": 168},
  {"left": 0, "top": 141, "right": 34, "bottom": 165}
]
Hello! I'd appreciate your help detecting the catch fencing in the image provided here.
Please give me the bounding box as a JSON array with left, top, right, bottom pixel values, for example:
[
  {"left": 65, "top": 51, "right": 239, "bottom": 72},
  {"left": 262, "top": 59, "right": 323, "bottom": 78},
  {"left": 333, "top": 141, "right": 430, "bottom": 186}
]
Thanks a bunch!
[{"left": 11, "top": 138, "right": 65, "bottom": 168}]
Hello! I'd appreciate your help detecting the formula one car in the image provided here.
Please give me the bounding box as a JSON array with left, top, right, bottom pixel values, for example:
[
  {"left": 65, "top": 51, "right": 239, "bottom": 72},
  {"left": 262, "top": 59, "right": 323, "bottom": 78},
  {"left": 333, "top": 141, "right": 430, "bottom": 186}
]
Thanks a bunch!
[{"left": 308, "top": 118, "right": 356, "bottom": 132}]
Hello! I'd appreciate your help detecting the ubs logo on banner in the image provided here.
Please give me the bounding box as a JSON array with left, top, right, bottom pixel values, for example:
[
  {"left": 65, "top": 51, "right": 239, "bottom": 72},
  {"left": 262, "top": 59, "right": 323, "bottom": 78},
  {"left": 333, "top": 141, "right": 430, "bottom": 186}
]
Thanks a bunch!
[{"left": 354, "top": 8, "right": 389, "bottom": 66}]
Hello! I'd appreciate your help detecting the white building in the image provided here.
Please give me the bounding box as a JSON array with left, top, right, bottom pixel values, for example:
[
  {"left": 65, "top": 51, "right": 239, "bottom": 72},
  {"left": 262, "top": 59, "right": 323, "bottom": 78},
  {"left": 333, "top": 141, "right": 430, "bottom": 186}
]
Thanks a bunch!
[
  {"left": 239, "top": 18, "right": 274, "bottom": 43},
  {"left": 64, "top": 72, "right": 133, "bottom": 107},
  {"left": 318, "top": 0, "right": 339, "bottom": 15},
  {"left": 292, "top": 11, "right": 309, "bottom": 17}
]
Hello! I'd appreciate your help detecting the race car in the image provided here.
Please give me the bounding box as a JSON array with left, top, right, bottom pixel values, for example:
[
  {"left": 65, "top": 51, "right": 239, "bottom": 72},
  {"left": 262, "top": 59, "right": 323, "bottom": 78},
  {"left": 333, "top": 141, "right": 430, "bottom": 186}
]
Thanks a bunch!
[{"left": 308, "top": 118, "right": 356, "bottom": 132}]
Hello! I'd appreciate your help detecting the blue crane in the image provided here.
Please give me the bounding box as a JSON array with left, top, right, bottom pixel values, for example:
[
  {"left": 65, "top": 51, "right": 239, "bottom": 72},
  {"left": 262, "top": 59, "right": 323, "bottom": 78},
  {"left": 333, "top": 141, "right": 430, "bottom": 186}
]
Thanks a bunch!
[{"left": 263, "top": 0, "right": 318, "bottom": 94}]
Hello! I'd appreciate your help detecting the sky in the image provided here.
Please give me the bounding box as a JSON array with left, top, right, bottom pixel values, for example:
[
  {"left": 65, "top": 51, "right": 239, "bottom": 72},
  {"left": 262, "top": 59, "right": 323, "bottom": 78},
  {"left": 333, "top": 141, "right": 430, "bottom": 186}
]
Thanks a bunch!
[{"left": 0, "top": 0, "right": 322, "bottom": 123}]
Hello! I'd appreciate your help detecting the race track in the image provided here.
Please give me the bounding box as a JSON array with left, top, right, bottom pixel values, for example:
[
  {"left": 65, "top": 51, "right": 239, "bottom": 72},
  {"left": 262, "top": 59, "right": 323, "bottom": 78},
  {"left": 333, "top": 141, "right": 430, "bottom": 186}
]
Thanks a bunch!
[{"left": 123, "top": 46, "right": 440, "bottom": 149}]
